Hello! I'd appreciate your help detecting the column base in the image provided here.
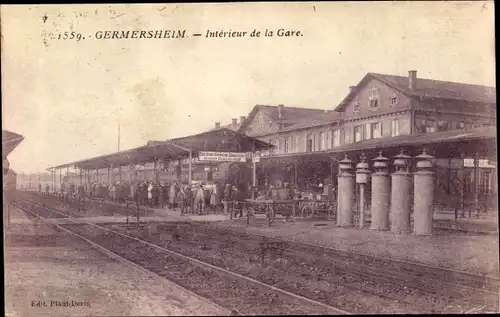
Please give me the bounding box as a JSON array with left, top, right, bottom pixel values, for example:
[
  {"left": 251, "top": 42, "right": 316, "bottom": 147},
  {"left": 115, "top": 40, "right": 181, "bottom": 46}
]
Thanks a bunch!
[
  {"left": 337, "top": 223, "right": 354, "bottom": 228},
  {"left": 391, "top": 228, "right": 411, "bottom": 234},
  {"left": 370, "top": 227, "right": 389, "bottom": 231},
  {"left": 414, "top": 231, "right": 433, "bottom": 236}
]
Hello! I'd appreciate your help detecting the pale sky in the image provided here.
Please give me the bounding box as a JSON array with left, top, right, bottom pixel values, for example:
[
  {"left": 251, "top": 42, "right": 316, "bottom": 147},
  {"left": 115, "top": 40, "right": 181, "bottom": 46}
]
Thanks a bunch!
[{"left": 1, "top": 2, "right": 495, "bottom": 173}]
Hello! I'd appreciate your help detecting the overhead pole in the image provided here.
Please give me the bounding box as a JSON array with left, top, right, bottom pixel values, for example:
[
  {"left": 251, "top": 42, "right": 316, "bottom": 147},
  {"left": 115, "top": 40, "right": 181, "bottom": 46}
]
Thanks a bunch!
[{"left": 118, "top": 123, "right": 121, "bottom": 152}]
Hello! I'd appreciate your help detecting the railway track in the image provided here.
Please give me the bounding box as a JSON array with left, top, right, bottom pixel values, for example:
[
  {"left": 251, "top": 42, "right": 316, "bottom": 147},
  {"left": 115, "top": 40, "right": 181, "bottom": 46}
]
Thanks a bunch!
[
  {"left": 11, "top": 199, "right": 348, "bottom": 316},
  {"left": 15, "top": 194, "right": 500, "bottom": 313},
  {"left": 123, "top": 222, "right": 500, "bottom": 313}
]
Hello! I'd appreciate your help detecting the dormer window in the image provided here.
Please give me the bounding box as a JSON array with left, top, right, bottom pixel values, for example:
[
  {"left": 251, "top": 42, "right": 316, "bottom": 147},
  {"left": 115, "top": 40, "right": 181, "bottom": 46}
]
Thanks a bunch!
[
  {"left": 353, "top": 102, "right": 360, "bottom": 113},
  {"left": 368, "top": 87, "right": 380, "bottom": 109},
  {"left": 390, "top": 93, "right": 398, "bottom": 106}
]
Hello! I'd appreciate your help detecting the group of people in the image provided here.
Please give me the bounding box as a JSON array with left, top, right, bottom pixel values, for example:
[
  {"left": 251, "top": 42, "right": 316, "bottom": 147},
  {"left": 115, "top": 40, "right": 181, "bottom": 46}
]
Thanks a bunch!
[
  {"left": 47, "top": 179, "right": 254, "bottom": 217},
  {"left": 165, "top": 181, "right": 249, "bottom": 216}
]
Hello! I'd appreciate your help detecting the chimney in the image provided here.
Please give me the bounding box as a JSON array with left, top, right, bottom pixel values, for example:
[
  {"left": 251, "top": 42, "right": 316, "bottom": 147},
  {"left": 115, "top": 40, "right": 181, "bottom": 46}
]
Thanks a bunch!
[
  {"left": 349, "top": 86, "right": 356, "bottom": 93},
  {"left": 232, "top": 118, "right": 237, "bottom": 127},
  {"left": 240, "top": 116, "right": 246, "bottom": 124},
  {"left": 408, "top": 70, "right": 417, "bottom": 90},
  {"left": 278, "top": 104, "right": 284, "bottom": 119},
  {"left": 215, "top": 122, "right": 221, "bottom": 129}
]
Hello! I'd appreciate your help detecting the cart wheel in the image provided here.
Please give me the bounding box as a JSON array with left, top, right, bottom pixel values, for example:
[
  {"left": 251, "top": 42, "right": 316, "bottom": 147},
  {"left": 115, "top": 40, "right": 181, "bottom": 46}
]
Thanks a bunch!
[{"left": 301, "top": 205, "right": 313, "bottom": 218}]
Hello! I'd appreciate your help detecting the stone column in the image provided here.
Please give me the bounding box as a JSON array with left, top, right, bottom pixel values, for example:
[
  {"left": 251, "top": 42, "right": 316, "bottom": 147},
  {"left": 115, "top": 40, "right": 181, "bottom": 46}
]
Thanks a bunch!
[
  {"left": 390, "top": 150, "right": 412, "bottom": 234},
  {"left": 413, "top": 148, "right": 435, "bottom": 235},
  {"left": 371, "top": 152, "right": 390, "bottom": 231},
  {"left": 355, "top": 153, "right": 370, "bottom": 229},
  {"left": 337, "top": 155, "right": 355, "bottom": 227}
]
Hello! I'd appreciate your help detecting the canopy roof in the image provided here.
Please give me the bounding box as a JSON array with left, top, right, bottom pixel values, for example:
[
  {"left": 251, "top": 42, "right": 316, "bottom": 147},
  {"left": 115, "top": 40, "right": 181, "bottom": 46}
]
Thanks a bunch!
[
  {"left": 260, "top": 126, "right": 497, "bottom": 165},
  {"left": 2, "top": 130, "right": 24, "bottom": 157},
  {"left": 49, "top": 128, "right": 273, "bottom": 170}
]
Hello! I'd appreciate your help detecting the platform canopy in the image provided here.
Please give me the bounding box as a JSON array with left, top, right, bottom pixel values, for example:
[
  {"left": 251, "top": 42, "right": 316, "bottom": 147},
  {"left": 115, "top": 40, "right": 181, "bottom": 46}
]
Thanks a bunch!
[
  {"left": 49, "top": 128, "right": 273, "bottom": 171},
  {"left": 2, "top": 130, "right": 24, "bottom": 157},
  {"left": 260, "top": 126, "right": 497, "bottom": 165}
]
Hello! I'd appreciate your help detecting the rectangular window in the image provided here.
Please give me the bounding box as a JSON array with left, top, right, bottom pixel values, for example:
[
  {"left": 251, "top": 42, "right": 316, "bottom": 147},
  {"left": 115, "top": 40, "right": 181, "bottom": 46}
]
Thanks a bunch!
[
  {"left": 326, "top": 131, "right": 332, "bottom": 150},
  {"left": 371, "top": 122, "right": 381, "bottom": 138},
  {"left": 284, "top": 137, "right": 291, "bottom": 154},
  {"left": 391, "top": 119, "right": 400, "bottom": 136},
  {"left": 368, "top": 88, "right": 381, "bottom": 109},
  {"left": 353, "top": 103, "right": 360, "bottom": 113},
  {"left": 390, "top": 94, "right": 398, "bottom": 106},
  {"left": 365, "top": 123, "right": 372, "bottom": 140},
  {"left": 344, "top": 128, "right": 352, "bottom": 144},
  {"left": 332, "top": 130, "right": 340, "bottom": 147},
  {"left": 319, "top": 132, "right": 325, "bottom": 151},
  {"left": 464, "top": 170, "right": 474, "bottom": 193},
  {"left": 480, "top": 171, "right": 492, "bottom": 194},
  {"left": 354, "top": 126, "right": 363, "bottom": 142},
  {"left": 294, "top": 135, "right": 300, "bottom": 153},
  {"left": 306, "top": 134, "right": 313, "bottom": 152}
]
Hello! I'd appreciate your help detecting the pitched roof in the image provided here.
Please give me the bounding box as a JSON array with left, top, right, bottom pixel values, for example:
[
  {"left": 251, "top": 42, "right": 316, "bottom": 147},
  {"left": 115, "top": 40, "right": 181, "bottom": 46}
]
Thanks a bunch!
[
  {"left": 50, "top": 128, "right": 273, "bottom": 170},
  {"left": 2, "top": 130, "right": 24, "bottom": 157},
  {"left": 237, "top": 104, "right": 326, "bottom": 132},
  {"left": 272, "top": 110, "right": 344, "bottom": 133},
  {"left": 335, "top": 72, "right": 496, "bottom": 111}
]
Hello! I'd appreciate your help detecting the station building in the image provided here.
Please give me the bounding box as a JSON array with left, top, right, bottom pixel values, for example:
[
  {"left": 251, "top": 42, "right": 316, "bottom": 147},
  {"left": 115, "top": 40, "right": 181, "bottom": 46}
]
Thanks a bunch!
[
  {"left": 221, "top": 70, "right": 497, "bottom": 212},
  {"left": 44, "top": 70, "right": 496, "bottom": 218}
]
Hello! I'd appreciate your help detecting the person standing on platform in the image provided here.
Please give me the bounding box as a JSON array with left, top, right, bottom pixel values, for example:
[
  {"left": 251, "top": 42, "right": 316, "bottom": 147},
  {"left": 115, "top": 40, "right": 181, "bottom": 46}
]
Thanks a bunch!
[
  {"left": 147, "top": 182, "right": 153, "bottom": 207},
  {"left": 232, "top": 185, "right": 244, "bottom": 218},
  {"left": 194, "top": 184, "right": 205, "bottom": 215},
  {"left": 185, "top": 184, "right": 194, "bottom": 214},
  {"left": 210, "top": 182, "right": 221, "bottom": 213},
  {"left": 179, "top": 184, "right": 187, "bottom": 215},
  {"left": 158, "top": 182, "right": 165, "bottom": 208},
  {"left": 169, "top": 181, "right": 178, "bottom": 210},
  {"left": 223, "top": 184, "right": 232, "bottom": 214},
  {"left": 110, "top": 183, "right": 116, "bottom": 202}
]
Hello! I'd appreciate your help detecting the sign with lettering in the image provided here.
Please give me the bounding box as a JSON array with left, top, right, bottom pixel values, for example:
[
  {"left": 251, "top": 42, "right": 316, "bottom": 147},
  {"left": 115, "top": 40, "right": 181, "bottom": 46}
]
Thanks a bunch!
[
  {"left": 463, "top": 159, "right": 493, "bottom": 168},
  {"left": 252, "top": 155, "right": 260, "bottom": 163},
  {"left": 198, "top": 151, "right": 247, "bottom": 162}
]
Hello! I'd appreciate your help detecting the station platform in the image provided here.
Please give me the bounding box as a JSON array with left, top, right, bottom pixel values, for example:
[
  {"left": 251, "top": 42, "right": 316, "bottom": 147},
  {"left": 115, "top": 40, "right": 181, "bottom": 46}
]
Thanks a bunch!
[
  {"left": 4, "top": 207, "right": 227, "bottom": 317},
  {"left": 209, "top": 216, "right": 500, "bottom": 278},
  {"left": 14, "top": 194, "right": 499, "bottom": 278}
]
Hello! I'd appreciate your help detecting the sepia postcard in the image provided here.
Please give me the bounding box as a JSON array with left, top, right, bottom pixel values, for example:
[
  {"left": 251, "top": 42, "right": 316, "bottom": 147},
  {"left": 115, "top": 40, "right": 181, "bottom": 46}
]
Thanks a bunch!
[{"left": 2, "top": 2, "right": 498, "bottom": 316}]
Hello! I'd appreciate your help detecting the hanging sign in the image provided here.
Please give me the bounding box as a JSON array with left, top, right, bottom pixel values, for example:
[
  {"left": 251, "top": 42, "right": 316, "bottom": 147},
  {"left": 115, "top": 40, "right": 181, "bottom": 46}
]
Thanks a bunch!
[
  {"left": 252, "top": 155, "right": 260, "bottom": 163},
  {"left": 198, "top": 151, "right": 247, "bottom": 162},
  {"left": 463, "top": 159, "right": 493, "bottom": 168}
]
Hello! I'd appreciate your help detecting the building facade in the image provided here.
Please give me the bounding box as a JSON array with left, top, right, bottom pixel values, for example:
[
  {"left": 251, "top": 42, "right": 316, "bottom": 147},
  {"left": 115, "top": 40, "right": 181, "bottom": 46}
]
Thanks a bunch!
[{"left": 232, "top": 70, "right": 496, "bottom": 208}]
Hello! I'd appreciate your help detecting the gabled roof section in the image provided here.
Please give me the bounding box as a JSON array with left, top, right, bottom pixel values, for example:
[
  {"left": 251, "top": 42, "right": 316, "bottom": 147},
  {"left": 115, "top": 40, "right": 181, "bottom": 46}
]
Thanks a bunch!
[
  {"left": 335, "top": 72, "right": 496, "bottom": 112},
  {"left": 237, "top": 104, "right": 326, "bottom": 132}
]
